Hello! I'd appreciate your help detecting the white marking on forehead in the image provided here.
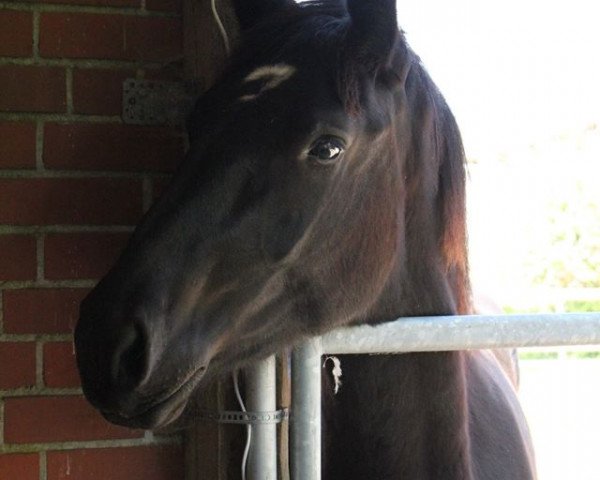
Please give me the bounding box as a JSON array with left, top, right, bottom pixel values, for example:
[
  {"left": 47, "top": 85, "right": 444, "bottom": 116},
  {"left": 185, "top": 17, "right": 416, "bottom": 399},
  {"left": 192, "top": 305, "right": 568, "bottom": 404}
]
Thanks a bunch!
[{"left": 239, "top": 63, "right": 296, "bottom": 102}]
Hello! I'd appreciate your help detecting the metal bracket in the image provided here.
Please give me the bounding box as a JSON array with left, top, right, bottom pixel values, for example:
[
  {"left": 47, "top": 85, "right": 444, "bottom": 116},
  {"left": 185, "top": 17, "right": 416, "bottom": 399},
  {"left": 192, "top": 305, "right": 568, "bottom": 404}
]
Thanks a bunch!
[{"left": 122, "top": 79, "right": 193, "bottom": 126}]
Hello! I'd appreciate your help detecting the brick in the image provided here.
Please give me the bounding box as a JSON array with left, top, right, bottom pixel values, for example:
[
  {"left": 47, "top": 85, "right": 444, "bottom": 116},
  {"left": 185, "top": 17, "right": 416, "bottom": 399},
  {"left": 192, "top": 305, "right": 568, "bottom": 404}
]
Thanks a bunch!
[
  {"left": 146, "top": 0, "right": 181, "bottom": 12},
  {"left": 152, "top": 177, "right": 171, "bottom": 201},
  {"left": 72, "top": 68, "right": 135, "bottom": 115},
  {"left": 37, "top": 0, "right": 138, "bottom": 5},
  {"left": 44, "top": 341, "right": 80, "bottom": 388},
  {"left": 45, "top": 123, "right": 183, "bottom": 172},
  {"left": 0, "top": 178, "right": 142, "bottom": 225},
  {"left": 0, "top": 10, "right": 33, "bottom": 57},
  {"left": 47, "top": 446, "right": 184, "bottom": 480},
  {"left": 4, "top": 396, "right": 143, "bottom": 443},
  {"left": 40, "top": 13, "right": 182, "bottom": 61},
  {"left": 142, "top": 65, "right": 184, "bottom": 81},
  {"left": 0, "top": 122, "right": 37, "bottom": 168},
  {"left": 3, "top": 288, "right": 89, "bottom": 334},
  {"left": 0, "top": 234, "right": 37, "bottom": 281},
  {"left": 0, "top": 453, "right": 39, "bottom": 480},
  {"left": 123, "top": 16, "right": 182, "bottom": 61},
  {"left": 45, "top": 232, "right": 130, "bottom": 280},
  {"left": 0, "top": 342, "right": 36, "bottom": 389},
  {"left": 0, "top": 65, "right": 66, "bottom": 113}
]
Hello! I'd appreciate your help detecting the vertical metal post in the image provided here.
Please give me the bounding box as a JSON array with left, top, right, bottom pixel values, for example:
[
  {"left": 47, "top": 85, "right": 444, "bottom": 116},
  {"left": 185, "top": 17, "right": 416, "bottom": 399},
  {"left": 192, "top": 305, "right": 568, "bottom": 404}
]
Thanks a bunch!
[
  {"left": 245, "top": 356, "right": 278, "bottom": 480},
  {"left": 291, "top": 337, "right": 322, "bottom": 480}
]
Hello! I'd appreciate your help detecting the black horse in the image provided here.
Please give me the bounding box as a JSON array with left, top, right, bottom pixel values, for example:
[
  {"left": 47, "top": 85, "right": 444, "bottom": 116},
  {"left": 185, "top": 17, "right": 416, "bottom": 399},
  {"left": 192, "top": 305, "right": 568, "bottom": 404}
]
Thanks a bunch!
[{"left": 75, "top": 0, "right": 536, "bottom": 478}]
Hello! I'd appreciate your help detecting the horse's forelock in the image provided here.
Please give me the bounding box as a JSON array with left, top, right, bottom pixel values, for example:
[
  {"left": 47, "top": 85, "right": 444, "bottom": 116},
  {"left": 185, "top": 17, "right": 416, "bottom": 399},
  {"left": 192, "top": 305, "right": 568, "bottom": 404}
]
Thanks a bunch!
[{"left": 240, "top": 2, "right": 360, "bottom": 113}]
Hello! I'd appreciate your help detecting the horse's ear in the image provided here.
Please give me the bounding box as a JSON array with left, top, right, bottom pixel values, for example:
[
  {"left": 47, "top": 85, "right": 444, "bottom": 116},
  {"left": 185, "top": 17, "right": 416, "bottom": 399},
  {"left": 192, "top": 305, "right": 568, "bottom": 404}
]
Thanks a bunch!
[
  {"left": 233, "top": 0, "right": 293, "bottom": 31},
  {"left": 346, "top": 0, "right": 399, "bottom": 73}
]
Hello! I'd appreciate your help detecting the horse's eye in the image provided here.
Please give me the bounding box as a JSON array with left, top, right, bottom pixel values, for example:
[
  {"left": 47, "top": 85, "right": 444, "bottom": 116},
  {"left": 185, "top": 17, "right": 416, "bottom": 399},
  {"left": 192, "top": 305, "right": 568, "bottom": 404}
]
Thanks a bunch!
[{"left": 308, "top": 137, "right": 345, "bottom": 164}]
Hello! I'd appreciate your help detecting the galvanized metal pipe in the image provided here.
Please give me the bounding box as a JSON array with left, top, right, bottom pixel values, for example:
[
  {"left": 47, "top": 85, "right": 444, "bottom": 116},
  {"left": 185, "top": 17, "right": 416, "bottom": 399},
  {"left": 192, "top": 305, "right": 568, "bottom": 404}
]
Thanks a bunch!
[
  {"left": 321, "top": 313, "right": 600, "bottom": 354},
  {"left": 288, "top": 312, "right": 600, "bottom": 479},
  {"left": 291, "top": 336, "right": 323, "bottom": 480},
  {"left": 245, "top": 356, "right": 277, "bottom": 480}
]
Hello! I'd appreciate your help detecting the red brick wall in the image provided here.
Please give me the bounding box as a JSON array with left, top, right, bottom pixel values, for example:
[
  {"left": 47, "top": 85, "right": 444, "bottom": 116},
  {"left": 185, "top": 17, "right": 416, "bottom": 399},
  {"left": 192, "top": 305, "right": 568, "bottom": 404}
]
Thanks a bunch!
[{"left": 0, "top": 1, "right": 186, "bottom": 478}]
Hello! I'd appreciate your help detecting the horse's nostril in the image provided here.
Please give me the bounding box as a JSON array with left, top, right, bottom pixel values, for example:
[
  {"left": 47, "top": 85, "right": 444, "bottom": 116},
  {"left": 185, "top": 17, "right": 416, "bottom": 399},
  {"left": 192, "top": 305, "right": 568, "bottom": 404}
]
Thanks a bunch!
[{"left": 112, "top": 323, "right": 150, "bottom": 390}]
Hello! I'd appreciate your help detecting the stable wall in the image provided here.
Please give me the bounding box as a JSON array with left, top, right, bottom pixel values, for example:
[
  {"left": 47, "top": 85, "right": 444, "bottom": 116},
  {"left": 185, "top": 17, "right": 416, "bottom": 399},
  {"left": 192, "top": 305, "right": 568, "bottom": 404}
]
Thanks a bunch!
[{"left": 0, "top": 1, "right": 186, "bottom": 478}]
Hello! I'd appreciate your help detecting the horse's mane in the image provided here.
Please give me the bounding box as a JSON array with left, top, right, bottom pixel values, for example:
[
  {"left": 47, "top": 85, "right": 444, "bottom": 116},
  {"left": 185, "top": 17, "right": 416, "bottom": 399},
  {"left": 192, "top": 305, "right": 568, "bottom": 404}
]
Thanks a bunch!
[
  {"left": 428, "top": 79, "right": 471, "bottom": 314},
  {"left": 240, "top": 1, "right": 472, "bottom": 315},
  {"left": 402, "top": 59, "right": 472, "bottom": 315}
]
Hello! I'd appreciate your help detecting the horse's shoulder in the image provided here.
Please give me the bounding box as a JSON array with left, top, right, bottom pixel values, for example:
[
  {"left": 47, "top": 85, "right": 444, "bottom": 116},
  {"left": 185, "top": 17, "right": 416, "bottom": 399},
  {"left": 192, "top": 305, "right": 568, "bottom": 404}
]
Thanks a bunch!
[{"left": 464, "top": 350, "right": 537, "bottom": 479}]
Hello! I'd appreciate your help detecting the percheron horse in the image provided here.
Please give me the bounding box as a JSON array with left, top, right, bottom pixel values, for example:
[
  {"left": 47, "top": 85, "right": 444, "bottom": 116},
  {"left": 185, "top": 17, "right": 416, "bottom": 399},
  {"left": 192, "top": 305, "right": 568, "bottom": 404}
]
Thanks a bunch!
[{"left": 75, "top": 0, "right": 536, "bottom": 478}]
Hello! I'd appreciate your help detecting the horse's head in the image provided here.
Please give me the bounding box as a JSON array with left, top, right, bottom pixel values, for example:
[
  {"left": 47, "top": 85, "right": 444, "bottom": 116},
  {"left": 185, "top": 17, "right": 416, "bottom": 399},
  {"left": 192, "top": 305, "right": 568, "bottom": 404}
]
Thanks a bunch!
[{"left": 75, "top": 0, "right": 468, "bottom": 429}]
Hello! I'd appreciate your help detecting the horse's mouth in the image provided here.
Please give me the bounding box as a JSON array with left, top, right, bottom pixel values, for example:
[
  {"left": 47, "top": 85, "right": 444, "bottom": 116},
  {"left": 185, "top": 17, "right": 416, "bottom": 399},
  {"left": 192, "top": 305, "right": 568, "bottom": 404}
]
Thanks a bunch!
[
  {"left": 98, "top": 366, "right": 207, "bottom": 430},
  {"left": 101, "top": 395, "right": 187, "bottom": 429}
]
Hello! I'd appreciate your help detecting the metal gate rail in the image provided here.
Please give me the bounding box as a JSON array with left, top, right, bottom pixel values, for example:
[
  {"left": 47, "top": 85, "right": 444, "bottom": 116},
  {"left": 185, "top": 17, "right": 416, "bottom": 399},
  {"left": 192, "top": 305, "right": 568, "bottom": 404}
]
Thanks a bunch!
[{"left": 246, "top": 312, "right": 600, "bottom": 480}]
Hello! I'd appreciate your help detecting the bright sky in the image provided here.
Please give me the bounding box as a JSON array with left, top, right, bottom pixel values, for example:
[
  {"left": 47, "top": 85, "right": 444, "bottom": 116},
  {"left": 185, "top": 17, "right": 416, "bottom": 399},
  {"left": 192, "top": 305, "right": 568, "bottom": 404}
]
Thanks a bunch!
[
  {"left": 397, "top": 0, "right": 600, "bottom": 307},
  {"left": 397, "top": 0, "right": 600, "bottom": 158}
]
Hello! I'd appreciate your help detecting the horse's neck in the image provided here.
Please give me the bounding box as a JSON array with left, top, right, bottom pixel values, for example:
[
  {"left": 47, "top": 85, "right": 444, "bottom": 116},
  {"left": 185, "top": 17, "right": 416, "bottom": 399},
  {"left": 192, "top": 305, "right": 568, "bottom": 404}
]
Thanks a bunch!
[
  {"left": 322, "top": 352, "right": 473, "bottom": 479},
  {"left": 325, "top": 263, "right": 472, "bottom": 478},
  {"left": 322, "top": 231, "right": 474, "bottom": 478},
  {"left": 361, "top": 231, "right": 460, "bottom": 324}
]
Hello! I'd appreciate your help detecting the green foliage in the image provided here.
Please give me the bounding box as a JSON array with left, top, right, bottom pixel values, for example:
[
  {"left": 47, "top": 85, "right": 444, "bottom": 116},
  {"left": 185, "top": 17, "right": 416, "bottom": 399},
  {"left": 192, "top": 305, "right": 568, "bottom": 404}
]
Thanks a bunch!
[
  {"left": 506, "top": 125, "right": 600, "bottom": 290},
  {"left": 564, "top": 300, "right": 600, "bottom": 312},
  {"left": 519, "top": 351, "right": 559, "bottom": 360},
  {"left": 519, "top": 350, "right": 600, "bottom": 360},
  {"left": 567, "top": 351, "right": 600, "bottom": 359},
  {"left": 503, "top": 305, "right": 551, "bottom": 314},
  {"left": 527, "top": 194, "right": 600, "bottom": 288}
]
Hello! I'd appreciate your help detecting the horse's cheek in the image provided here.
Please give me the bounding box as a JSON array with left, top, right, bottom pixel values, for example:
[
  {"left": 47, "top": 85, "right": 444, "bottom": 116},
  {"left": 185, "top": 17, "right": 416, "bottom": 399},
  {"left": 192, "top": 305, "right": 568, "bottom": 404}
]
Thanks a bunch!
[{"left": 261, "top": 210, "right": 305, "bottom": 262}]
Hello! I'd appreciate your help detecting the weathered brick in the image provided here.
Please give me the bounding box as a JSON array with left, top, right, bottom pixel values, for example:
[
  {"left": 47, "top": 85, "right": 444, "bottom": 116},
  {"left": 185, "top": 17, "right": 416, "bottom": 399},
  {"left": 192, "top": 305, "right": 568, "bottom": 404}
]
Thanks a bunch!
[
  {"left": 0, "top": 65, "right": 66, "bottom": 113},
  {"left": 47, "top": 446, "right": 184, "bottom": 480},
  {"left": 4, "top": 396, "right": 143, "bottom": 443},
  {"left": 0, "top": 342, "right": 36, "bottom": 389},
  {"left": 72, "top": 68, "right": 135, "bottom": 116},
  {"left": 146, "top": 0, "right": 181, "bottom": 12},
  {"left": 0, "top": 10, "right": 33, "bottom": 57},
  {"left": 123, "top": 15, "right": 182, "bottom": 61},
  {"left": 37, "top": 0, "right": 138, "bottom": 5},
  {"left": 0, "top": 234, "right": 37, "bottom": 281},
  {"left": 40, "top": 13, "right": 182, "bottom": 61},
  {"left": 0, "top": 453, "right": 39, "bottom": 480},
  {"left": 0, "top": 178, "right": 143, "bottom": 225},
  {"left": 44, "top": 232, "right": 130, "bottom": 280},
  {"left": 43, "top": 341, "right": 80, "bottom": 388},
  {"left": 0, "top": 122, "right": 37, "bottom": 168},
  {"left": 152, "top": 177, "right": 171, "bottom": 201},
  {"left": 141, "top": 60, "right": 187, "bottom": 81},
  {"left": 44, "top": 123, "right": 183, "bottom": 172},
  {"left": 3, "top": 288, "right": 89, "bottom": 334}
]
